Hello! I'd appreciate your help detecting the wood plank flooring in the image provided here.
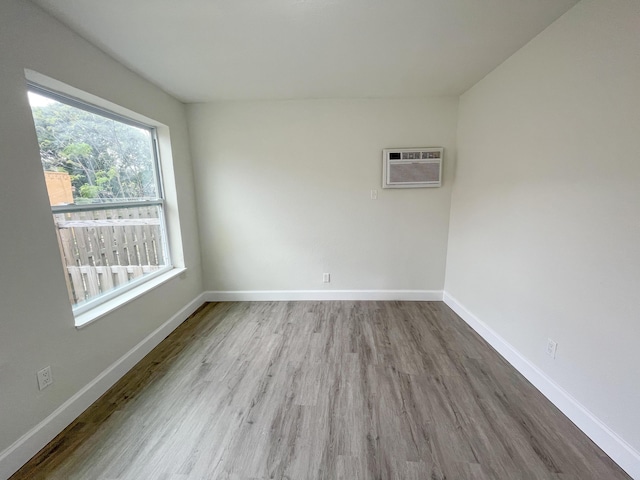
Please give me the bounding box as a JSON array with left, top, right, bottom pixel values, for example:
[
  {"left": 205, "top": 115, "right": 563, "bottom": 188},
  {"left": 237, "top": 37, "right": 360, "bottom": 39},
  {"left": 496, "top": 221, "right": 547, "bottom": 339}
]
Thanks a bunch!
[{"left": 11, "top": 301, "right": 630, "bottom": 480}]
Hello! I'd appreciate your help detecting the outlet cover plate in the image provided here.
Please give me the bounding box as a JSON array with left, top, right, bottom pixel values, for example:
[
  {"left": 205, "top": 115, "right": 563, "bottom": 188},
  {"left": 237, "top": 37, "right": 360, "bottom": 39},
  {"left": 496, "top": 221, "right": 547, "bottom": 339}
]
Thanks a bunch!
[{"left": 37, "top": 366, "right": 53, "bottom": 390}]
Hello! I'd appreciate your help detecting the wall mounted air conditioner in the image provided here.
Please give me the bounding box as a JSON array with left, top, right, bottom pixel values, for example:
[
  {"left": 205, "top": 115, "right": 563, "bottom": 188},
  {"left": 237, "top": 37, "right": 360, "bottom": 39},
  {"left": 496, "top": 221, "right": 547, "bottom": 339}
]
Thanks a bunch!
[{"left": 382, "top": 147, "right": 443, "bottom": 188}]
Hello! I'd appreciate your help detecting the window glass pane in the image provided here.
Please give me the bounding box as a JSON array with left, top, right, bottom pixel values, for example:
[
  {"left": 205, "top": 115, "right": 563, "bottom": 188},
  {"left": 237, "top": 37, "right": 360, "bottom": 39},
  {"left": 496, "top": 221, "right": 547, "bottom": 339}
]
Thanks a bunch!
[
  {"left": 53, "top": 205, "right": 168, "bottom": 307},
  {"left": 28, "top": 87, "right": 171, "bottom": 311},
  {"left": 28, "top": 91, "right": 158, "bottom": 205}
]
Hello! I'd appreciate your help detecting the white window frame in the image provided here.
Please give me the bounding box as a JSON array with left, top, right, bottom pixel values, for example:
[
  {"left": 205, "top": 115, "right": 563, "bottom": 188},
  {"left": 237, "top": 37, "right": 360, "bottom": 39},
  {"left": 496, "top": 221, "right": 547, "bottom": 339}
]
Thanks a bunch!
[{"left": 27, "top": 81, "right": 176, "bottom": 320}]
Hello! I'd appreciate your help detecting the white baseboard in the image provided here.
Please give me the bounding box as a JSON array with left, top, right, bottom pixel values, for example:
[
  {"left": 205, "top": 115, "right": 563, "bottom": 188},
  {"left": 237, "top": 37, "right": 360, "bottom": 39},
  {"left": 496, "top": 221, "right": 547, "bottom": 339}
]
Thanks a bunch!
[
  {"left": 443, "top": 292, "right": 640, "bottom": 480},
  {"left": 204, "top": 289, "right": 443, "bottom": 302},
  {"left": 0, "top": 293, "right": 206, "bottom": 480}
]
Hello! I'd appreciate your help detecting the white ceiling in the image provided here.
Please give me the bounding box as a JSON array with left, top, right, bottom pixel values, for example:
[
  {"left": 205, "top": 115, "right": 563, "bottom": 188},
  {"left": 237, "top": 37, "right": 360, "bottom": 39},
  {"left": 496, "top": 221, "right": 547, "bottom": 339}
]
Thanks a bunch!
[{"left": 31, "top": 0, "right": 579, "bottom": 103}]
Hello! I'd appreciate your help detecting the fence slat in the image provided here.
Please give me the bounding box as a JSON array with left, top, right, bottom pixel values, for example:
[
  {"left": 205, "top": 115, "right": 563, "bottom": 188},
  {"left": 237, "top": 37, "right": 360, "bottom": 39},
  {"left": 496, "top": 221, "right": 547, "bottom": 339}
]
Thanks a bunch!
[
  {"left": 87, "top": 211, "right": 103, "bottom": 266},
  {"left": 112, "top": 265, "right": 129, "bottom": 286},
  {"left": 74, "top": 211, "right": 91, "bottom": 266},
  {"left": 54, "top": 214, "right": 75, "bottom": 305},
  {"left": 150, "top": 206, "right": 164, "bottom": 264},
  {"left": 112, "top": 208, "right": 129, "bottom": 265},
  {"left": 80, "top": 265, "right": 100, "bottom": 297},
  {"left": 124, "top": 208, "right": 139, "bottom": 265},
  {"left": 140, "top": 205, "right": 154, "bottom": 265},
  {"left": 68, "top": 267, "right": 85, "bottom": 303},
  {"left": 131, "top": 206, "right": 149, "bottom": 266},
  {"left": 96, "top": 210, "right": 116, "bottom": 267},
  {"left": 96, "top": 266, "right": 114, "bottom": 291},
  {"left": 129, "top": 265, "right": 144, "bottom": 281}
]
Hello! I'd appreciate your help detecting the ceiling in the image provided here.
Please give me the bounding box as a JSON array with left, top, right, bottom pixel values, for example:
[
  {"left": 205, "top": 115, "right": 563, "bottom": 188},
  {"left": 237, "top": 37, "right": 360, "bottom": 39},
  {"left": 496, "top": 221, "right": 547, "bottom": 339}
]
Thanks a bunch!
[{"left": 31, "top": 0, "right": 579, "bottom": 103}]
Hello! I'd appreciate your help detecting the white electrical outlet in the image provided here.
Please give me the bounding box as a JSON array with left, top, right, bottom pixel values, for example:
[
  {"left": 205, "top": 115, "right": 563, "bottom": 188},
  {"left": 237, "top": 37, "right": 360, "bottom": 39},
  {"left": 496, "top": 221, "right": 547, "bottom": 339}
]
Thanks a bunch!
[
  {"left": 546, "top": 339, "right": 558, "bottom": 359},
  {"left": 323, "top": 273, "right": 330, "bottom": 283},
  {"left": 37, "top": 366, "right": 53, "bottom": 390},
  {"left": 370, "top": 189, "right": 378, "bottom": 200}
]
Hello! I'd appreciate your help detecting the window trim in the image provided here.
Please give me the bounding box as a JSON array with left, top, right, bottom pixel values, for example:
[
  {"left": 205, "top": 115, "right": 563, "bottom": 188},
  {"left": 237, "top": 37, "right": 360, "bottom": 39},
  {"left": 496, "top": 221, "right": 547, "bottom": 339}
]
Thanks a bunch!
[
  {"left": 27, "top": 81, "right": 175, "bottom": 318},
  {"left": 74, "top": 267, "right": 185, "bottom": 329},
  {"left": 51, "top": 199, "right": 164, "bottom": 214}
]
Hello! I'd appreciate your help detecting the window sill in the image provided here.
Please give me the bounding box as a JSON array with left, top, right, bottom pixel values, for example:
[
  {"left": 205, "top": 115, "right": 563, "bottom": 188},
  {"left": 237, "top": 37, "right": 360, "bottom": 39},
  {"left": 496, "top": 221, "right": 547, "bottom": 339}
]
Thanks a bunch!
[{"left": 74, "top": 267, "right": 186, "bottom": 329}]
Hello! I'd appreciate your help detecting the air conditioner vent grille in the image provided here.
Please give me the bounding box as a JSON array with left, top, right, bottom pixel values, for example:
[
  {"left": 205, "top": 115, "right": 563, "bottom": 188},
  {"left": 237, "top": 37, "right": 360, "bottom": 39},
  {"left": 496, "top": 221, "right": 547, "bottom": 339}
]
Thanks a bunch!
[
  {"left": 382, "top": 147, "right": 443, "bottom": 189},
  {"left": 389, "top": 162, "right": 440, "bottom": 184}
]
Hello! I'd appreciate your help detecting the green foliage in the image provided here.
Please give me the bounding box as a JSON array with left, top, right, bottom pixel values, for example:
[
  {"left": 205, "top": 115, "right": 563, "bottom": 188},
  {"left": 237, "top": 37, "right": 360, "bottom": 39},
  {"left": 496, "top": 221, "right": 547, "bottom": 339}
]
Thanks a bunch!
[
  {"left": 31, "top": 100, "right": 156, "bottom": 202},
  {"left": 79, "top": 184, "right": 101, "bottom": 199}
]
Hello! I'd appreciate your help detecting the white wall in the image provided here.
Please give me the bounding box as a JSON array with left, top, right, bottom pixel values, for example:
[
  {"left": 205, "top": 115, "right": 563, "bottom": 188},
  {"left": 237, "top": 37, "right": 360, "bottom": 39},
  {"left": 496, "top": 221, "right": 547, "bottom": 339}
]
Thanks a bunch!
[
  {"left": 446, "top": 0, "right": 640, "bottom": 461},
  {"left": 188, "top": 98, "right": 458, "bottom": 293},
  {"left": 0, "top": 0, "right": 202, "bottom": 465}
]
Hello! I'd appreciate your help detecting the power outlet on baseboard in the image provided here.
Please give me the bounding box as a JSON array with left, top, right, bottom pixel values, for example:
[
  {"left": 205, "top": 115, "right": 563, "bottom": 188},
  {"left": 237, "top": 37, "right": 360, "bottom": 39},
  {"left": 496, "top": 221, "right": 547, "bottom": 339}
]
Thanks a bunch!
[{"left": 546, "top": 339, "right": 558, "bottom": 359}]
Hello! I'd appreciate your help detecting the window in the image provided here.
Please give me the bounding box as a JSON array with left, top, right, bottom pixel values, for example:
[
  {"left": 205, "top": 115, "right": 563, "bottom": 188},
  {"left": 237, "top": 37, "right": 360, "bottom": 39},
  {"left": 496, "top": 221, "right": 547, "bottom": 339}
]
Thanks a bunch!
[{"left": 28, "top": 84, "right": 172, "bottom": 315}]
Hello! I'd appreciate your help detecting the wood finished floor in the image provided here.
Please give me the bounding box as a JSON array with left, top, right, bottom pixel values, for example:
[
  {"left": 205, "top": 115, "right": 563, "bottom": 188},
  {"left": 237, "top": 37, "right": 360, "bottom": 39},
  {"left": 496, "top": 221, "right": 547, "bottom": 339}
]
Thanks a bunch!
[{"left": 11, "top": 301, "right": 630, "bottom": 480}]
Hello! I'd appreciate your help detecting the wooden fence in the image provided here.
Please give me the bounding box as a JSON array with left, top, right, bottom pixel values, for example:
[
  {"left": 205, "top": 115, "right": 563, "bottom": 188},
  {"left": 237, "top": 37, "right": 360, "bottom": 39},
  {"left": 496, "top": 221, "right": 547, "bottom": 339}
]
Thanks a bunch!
[{"left": 53, "top": 205, "right": 165, "bottom": 306}]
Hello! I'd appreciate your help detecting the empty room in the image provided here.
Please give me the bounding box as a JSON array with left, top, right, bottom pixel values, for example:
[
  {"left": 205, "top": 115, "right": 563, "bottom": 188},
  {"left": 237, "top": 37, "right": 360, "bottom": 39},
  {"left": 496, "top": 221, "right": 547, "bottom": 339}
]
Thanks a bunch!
[{"left": 0, "top": 0, "right": 638, "bottom": 478}]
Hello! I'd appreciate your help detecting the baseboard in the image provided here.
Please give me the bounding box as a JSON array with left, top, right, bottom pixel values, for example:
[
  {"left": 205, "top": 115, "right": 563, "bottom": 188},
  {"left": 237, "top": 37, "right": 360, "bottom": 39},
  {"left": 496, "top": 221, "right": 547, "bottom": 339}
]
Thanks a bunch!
[
  {"left": 443, "top": 292, "right": 640, "bottom": 480},
  {"left": 0, "top": 293, "right": 206, "bottom": 480},
  {"left": 204, "top": 289, "right": 443, "bottom": 302}
]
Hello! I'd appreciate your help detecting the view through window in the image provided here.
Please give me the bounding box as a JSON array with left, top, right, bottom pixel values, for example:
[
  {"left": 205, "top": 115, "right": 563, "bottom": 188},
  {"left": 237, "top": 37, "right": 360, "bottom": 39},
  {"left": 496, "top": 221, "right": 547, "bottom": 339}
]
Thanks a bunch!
[{"left": 28, "top": 85, "right": 171, "bottom": 314}]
